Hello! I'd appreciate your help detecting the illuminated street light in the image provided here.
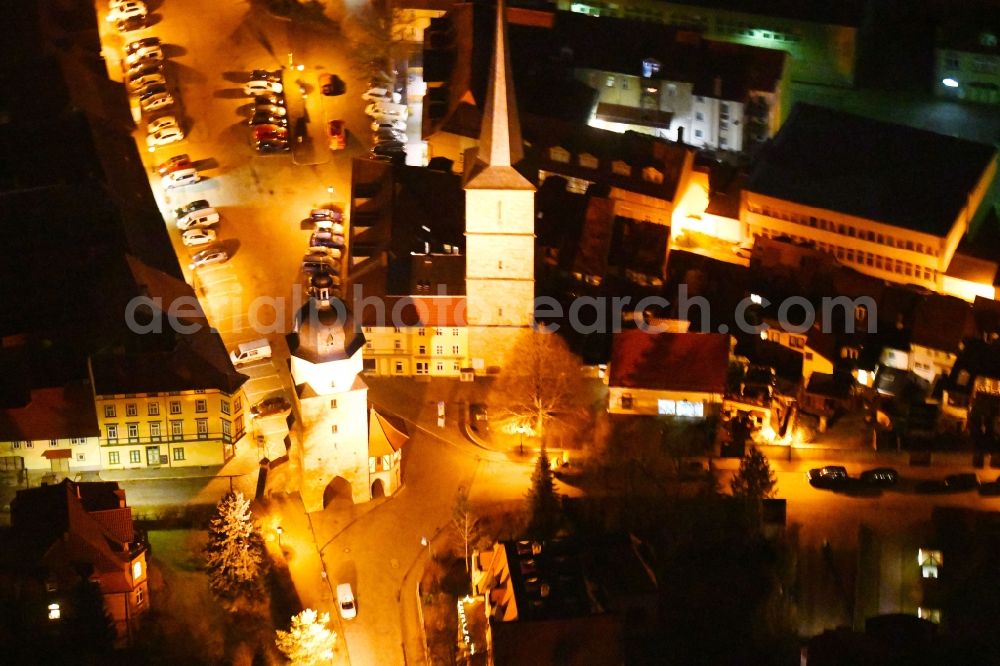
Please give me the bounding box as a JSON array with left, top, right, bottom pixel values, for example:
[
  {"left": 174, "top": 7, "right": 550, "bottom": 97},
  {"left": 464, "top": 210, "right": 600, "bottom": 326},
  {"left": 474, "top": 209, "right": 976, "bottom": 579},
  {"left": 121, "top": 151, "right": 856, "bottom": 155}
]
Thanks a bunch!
[
  {"left": 421, "top": 535, "right": 434, "bottom": 560},
  {"left": 327, "top": 185, "right": 334, "bottom": 196},
  {"left": 47, "top": 603, "right": 60, "bottom": 620},
  {"left": 942, "top": 78, "right": 959, "bottom": 88},
  {"left": 276, "top": 525, "right": 283, "bottom": 548}
]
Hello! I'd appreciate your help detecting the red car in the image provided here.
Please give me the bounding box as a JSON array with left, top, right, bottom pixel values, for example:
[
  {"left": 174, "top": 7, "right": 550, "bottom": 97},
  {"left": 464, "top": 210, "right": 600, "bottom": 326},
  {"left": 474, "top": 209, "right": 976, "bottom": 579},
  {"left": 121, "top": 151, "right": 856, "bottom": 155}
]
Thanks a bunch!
[
  {"left": 156, "top": 154, "right": 192, "bottom": 176},
  {"left": 254, "top": 124, "right": 288, "bottom": 141},
  {"left": 327, "top": 119, "right": 346, "bottom": 150}
]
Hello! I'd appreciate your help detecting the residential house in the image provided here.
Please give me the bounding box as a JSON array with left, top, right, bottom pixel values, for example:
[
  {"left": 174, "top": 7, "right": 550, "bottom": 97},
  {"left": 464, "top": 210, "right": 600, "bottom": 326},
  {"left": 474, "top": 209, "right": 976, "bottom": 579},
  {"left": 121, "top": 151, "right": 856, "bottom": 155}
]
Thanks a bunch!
[
  {"left": 940, "top": 338, "right": 1000, "bottom": 432},
  {"left": 557, "top": 0, "right": 865, "bottom": 88},
  {"left": 908, "top": 295, "right": 975, "bottom": 386},
  {"left": 743, "top": 104, "right": 997, "bottom": 291},
  {"left": 7, "top": 480, "right": 149, "bottom": 643},
  {"left": 935, "top": 11, "right": 1000, "bottom": 105},
  {"left": 470, "top": 535, "right": 658, "bottom": 665},
  {"left": 608, "top": 330, "right": 730, "bottom": 416}
]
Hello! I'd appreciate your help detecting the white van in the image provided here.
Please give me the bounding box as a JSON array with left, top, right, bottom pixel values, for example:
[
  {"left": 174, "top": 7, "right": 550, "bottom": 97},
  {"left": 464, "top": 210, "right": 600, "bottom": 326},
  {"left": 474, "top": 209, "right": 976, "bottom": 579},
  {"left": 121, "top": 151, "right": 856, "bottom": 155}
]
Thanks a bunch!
[
  {"left": 230, "top": 339, "right": 272, "bottom": 366},
  {"left": 162, "top": 167, "right": 199, "bottom": 189}
]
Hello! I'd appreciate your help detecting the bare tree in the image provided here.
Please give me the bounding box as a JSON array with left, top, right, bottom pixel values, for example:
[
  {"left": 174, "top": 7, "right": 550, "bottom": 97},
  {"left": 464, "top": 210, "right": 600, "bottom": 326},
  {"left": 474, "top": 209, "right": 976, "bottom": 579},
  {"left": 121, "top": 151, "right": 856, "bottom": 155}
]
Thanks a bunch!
[
  {"left": 343, "top": 0, "right": 415, "bottom": 82},
  {"left": 451, "top": 486, "right": 480, "bottom": 572},
  {"left": 490, "top": 328, "right": 589, "bottom": 445}
]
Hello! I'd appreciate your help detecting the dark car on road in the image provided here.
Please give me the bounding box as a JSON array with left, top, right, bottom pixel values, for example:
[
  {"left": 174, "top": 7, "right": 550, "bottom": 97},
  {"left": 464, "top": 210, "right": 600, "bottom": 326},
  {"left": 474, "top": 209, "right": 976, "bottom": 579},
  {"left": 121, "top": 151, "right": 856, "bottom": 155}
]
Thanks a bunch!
[
  {"left": 469, "top": 403, "right": 488, "bottom": 432},
  {"left": 251, "top": 396, "right": 291, "bottom": 417},
  {"left": 945, "top": 473, "right": 979, "bottom": 491},
  {"left": 860, "top": 468, "right": 899, "bottom": 487},
  {"left": 807, "top": 466, "right": 848, "bottom": 489},
  {"left": 915, "top": 479, "right": 950, "bottom": 494},
  {"left": 979, "top": 478, "right": 1000, "bottom": 496}
]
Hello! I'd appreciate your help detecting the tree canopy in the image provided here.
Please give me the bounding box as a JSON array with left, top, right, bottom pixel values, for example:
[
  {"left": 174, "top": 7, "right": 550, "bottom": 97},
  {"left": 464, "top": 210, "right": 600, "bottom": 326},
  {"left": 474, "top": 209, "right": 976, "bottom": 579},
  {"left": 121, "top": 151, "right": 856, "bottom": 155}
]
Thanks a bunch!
[
  {"left": 275, "top": 609, "right": 336, "bottom": 666},
  {"left": 730, "top": 446, "right": 777, "bottom": 500},
  {"left": 526, "top": 445, "right": 562, "bottom": 539},
  {"left": 204, "top": 491, "right": 268, "bottom": 604}
]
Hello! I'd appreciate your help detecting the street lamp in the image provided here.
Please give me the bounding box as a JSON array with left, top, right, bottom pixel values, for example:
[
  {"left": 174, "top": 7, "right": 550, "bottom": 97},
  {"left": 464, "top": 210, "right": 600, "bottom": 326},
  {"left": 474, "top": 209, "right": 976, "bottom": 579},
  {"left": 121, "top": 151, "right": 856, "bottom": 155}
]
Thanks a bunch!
[
  {"left": 421, "top": 535, "right": 434, "bottom": 560},
  {"left": 327, "top": 185, "right": 334, "bottom": 196},
  {"left": 518, "top": 424, "right": 525, "bottom": 455},
  {"left": 276, "top": 525, "right": 283, "bottom": 548}
]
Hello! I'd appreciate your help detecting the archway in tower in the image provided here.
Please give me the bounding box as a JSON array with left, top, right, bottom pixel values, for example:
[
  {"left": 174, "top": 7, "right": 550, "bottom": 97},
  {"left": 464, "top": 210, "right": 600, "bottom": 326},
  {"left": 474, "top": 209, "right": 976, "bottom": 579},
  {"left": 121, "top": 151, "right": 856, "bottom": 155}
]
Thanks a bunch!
[
  {"left": 322, "top": 476, "right": 354, "bottom": 508},
  {"left": 371, "top": 478, "right": 386, "bottom": 498}
]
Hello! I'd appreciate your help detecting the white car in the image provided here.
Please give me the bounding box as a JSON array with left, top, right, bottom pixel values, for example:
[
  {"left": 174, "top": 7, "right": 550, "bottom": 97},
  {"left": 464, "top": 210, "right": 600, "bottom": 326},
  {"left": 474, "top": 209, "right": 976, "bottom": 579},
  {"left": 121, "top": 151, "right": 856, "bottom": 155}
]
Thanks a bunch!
[
  {"left": 176, "top": 207, "right": 219, "bottom": 230},
  {"left": 314, "top": 220, "right": 344, "bottom": 234},
  {"left": 125, "top": 45, "right": 163, "bottom": 66},
  {"left": 364, "top": 103, "right": 407, "bottom": 121},
  {"left": 125, "top": 37, "right": 160, "bottom": 60},
  {"left": 146, "top": 125, "right": 184, "bottom": 147},
  {"left": 371, "top": 119, "right": 406, "bottom": 132},
  {"left": 337, "top": 583, "right": 357, "bottom": 620},
  {"left": 181, "top": 228, "right": 217, "bottom": 247},
  {"left": 106, "top": 1, "right": 147, "bottom": 22},
  {"left": 362, "top": 87, "right": 402, "bottom": 103},
  {"left": 190, "top": 247, "right": 229, "bottom": 269},
  {"left": 147, "top": 116, "right": 179, "bottom": 134},
  {"left": 162, "top": 168, "right": 199, "bottom": 189},
  {"left": 140, "top": 92, "right": 174, "bottom": 113},
  {"left": 128, "top": 71, "right": 165, "bottom": 91},
  {"left": 244, "top": 79, "right": 283, "bottom": 96}
]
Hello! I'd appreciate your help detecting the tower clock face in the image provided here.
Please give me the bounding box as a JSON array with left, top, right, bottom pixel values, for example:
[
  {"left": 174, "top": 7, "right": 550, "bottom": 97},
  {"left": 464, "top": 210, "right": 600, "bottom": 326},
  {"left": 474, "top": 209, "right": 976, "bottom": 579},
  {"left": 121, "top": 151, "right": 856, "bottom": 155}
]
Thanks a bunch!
[{"left": 323, "top": 333, "right": 339, "bottom": 352}]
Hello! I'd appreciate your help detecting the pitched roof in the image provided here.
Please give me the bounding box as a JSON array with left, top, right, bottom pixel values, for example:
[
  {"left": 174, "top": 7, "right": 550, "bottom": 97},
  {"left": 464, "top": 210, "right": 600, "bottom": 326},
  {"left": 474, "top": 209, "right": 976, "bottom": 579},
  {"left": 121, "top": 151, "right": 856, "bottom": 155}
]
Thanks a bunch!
[
  {"left": 0, "top": 383, "right": 99, "bottom": 441},
  {"left": 289, "top": 298, "right": 365, "bottom": 365},
  {"left": 368, "top": 408, "right": 409, "bottom": 457},
  {"left": 747, "top": 104, "right": 997, "bottom": 237},
  {"left": 358, "top": 296, "right": 469, "bottom": 328},
  {"left": 609, "top": 331, "right": 729, "bottom": 393},
  {"left": 910, "top": 294, "right": 974, "bottom": 353}
]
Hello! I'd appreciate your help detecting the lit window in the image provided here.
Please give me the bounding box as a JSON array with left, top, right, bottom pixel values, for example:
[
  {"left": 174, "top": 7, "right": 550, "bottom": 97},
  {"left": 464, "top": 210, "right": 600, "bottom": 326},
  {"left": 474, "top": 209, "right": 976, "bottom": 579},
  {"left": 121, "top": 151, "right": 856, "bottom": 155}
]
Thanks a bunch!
[
  {"left": 48, "top": 603, "right": 61, "bottom": 620},
  {"left": 918, "top": 548, "right": 942, "bottom": 578},
  {"left": 676, "top": 401, "right": 704, "bottom": 417},
  {"left": 606, "top": 75, "right": 616, "bottom": 87},
  {"left": 133, "top": 561, "right": 142, "bottom": 579},
  {"left": 195, "top": 399, "right": 207, "bottom": 413},
  {"left": 104, "top": 405, "right": 116, "bottom": 418},
  {"left": 109, "top": 451, "right": 120, "bottom": 465},
  {"left": 658, "top": 399, "right": 675, "bottom": 415},
  {"left": 173, "top": 447, "right": 185, "bottom": 461}
]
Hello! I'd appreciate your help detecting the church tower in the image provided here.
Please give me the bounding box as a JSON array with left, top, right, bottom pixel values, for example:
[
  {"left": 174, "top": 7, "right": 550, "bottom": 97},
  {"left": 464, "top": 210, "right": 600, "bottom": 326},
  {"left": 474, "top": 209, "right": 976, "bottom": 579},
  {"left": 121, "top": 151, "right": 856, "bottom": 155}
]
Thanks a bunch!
[{"left": 463, "top": 0, "right": 536, "bottom": 370}]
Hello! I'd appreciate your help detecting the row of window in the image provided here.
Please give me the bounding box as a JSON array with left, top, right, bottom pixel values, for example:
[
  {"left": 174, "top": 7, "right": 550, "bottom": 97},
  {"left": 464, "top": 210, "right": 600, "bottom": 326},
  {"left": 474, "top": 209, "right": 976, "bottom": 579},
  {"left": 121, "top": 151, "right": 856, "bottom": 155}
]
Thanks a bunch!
[
  {"left": 104, "top": 398, "right": 236, "bottom": 419},
  {"left": 943, "top": 51, "right": 1000, "bottom": 75},
  {"left": 363, "top": 326, "right": 462, "bottom": 336},
  {"left": 373, "top": 340, "right": 463, "bottom": 355},
  {"left": 106, "top": 419, "right": 233, "bottom": 442},
  {"left": 396, "top": 360, "right": 462, "bottom": 374},
  {"left": 749, "top": 204, "right": 941, "bottom": 256},
  {"left": 10, "top": 437, "right": 90, "bottom": 449},
  {"left": 108, "top": 448, "right": 185, "bottom": 465},
  {"left": 755, "top": 228, "right": 936, "bottom": 281}
]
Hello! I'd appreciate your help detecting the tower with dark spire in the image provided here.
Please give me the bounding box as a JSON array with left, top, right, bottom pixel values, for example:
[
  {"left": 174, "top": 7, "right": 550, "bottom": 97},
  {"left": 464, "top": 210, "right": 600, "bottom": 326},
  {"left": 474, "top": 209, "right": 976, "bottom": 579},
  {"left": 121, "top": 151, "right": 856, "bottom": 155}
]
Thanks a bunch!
[{"left": 463, "top": 0, "right": 536, "bottom": 369}]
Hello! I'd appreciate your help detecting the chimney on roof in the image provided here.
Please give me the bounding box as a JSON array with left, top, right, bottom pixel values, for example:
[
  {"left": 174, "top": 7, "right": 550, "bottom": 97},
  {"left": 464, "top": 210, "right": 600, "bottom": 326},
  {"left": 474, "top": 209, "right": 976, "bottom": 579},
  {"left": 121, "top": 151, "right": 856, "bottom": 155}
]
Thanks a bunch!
[{"left": 713, "top": 76, "right": 722, "bottom": 98}]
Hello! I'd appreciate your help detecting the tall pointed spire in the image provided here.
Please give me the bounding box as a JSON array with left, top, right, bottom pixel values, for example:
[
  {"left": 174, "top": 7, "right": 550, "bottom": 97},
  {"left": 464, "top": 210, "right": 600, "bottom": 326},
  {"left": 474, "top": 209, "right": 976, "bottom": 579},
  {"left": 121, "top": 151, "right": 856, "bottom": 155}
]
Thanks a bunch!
[{"left": 476, "top": 0, "right": 523, "bottom": 169}]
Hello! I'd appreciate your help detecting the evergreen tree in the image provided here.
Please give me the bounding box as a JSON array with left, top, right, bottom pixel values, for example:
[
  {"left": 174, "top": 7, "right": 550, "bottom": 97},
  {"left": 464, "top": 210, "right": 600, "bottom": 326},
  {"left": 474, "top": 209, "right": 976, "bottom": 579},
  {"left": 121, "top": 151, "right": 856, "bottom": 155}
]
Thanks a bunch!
[
  {"left": 275, "top": 609, "right": 336, "bottom": 666},
  {"left": 204, "top": 491, "right": 268, "bottom": 603},
  {"left": 525, "top": 445, "right": 561, "bottom": 539},
  {"left": 67, "top": 577, "right": 117, "bottom": 654},
  {"left": 729, "top": 446, "right": 777, "bottom": 500}
]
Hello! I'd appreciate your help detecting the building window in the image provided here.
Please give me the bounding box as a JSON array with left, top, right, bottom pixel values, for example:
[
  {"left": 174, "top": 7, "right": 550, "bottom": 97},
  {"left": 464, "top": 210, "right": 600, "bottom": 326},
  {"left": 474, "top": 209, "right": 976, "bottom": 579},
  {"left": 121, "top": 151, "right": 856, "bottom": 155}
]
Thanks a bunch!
[
  {"left": 620, "top": 393, "right": 634, "bottom": 409},
  {"left": 695, "top": 111, "right": 704, "bottom": 121},
  {"left": 129, "top": 450, "right": 141, "bottom": 464},
  {"left": 676, "top": 401, "right": 704, "bottom": 417},
  {"left": 416, "top": 362, "right": 429, "bottom": 375},
  {"left": 148, "top": 402, "right": 160, "bottom": 416},
  {"left": 196, "top": 419, "right": 208, "bottom": 440},
  {"left": 48, "top": 439, "right": 57, "bottom": 447},
  {"left": 452, "top": 328, "right": 460, "bottom": 336},
  {"left": 435, "top": 345, "right": 443, "bottom": 355},
  {"left": 694, "top": 129, "right": 703, "bottom": 138},
  {"left": 150, "top": 422, "right": 161, "bottom": 442},
  {"left": 169, "top": 401, "right": 182, "bottom": 415},
  {"left": 221, "top": 420, "right": 231, "bottom": 438},
  {"left": 173, "top": 448, "right": 185, "bottom": 461},
  {"left": 104, "top": 405, "right": 116, "bottom": 418},
  {"left": 109, "top": 451, "right": 120, "bottom": 465},
  {"left": 395, "top": 361, "right": 405, "bottom": 373},
  {"left": 436, "top": 362, "right": 444, "bottom": 372},
  {"left": 658, "top": 399, "right": 675, "bottom": 415},
  {"left": 170, "top": 421, "right": 183, "bottom": 441},
  {"left": 605, "top": 75, "right": 616, "bottom": 87},
  {"left": 394, "top": 339, "right": 402, "bottom": 350},
  {"left": 107, "top": 424, "right": 118, "bottom": 442},
  {"left": 125, "top": 403, "right": 137, "bottom": 417},
  {"left": 452, "top": 345, "right": 460, "bottom": 354},
  {"left": 127, "top": 423, "right": 139, "bottom": 442},
  {"left": 332, "top": 424, "right": 339, "bottom": 434},
  {"left": 195, "top": 399, "right": 207, "bottom": 413},
  {"left": 418, "top": 345, "right": 426, "bottom": 354},
  {"left": 330, "top": 399, "right": 338, "bottom": 409},
  {"left": 418, "top": 328, "right": 426, "bottom": 336},
  {"left": 611, "top": 160, "right": 631, "bottom": 176},
  {"left": 221, "top": 400, "right": 230, "bottom": 416},
  {"left": 234, "top": 396, "right": 242, "bottom": 412}
]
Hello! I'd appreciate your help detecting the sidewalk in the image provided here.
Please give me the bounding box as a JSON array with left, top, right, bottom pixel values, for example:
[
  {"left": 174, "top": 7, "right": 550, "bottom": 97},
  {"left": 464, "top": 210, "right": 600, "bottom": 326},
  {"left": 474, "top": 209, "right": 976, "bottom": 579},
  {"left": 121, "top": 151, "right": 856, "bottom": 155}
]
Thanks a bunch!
[{"left": 97, "top": 437, "right": 262, "bottom": 482}]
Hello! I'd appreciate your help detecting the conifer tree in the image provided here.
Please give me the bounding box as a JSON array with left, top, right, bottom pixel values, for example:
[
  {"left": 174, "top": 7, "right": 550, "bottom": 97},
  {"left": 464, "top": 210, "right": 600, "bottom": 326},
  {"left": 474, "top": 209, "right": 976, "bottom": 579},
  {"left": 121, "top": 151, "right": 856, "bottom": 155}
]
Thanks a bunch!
[
  {"left": 275, "top": 609, "right": 336, "bottom": 666},
  {"left": 204, "top": 491, "right": 267, "bottom": 602}
]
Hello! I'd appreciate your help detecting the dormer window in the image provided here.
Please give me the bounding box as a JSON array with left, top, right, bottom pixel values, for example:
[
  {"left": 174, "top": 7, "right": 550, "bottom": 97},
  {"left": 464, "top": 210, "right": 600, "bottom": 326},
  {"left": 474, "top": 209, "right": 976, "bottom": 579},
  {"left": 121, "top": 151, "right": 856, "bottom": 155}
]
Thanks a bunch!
[
  {"left": 642, "top": 166, "right": 663, "bottom": 184},
  {"left": 611, "top": 160, "right": 631, "bottom": 176},
  {"left": 549, "top": 146, "right": 570, "bottom": 163},
  {"left": 578, "top": 153, "right": 598, "bottom": 169}
]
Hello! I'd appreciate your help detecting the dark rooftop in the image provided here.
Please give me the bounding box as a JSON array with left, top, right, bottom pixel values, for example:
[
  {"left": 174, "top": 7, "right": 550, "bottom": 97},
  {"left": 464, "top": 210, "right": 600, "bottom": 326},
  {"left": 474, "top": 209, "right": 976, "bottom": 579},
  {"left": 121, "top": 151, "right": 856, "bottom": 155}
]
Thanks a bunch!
[
  {"left": 609, "top": 331, "right": 730, "bottom": 393},
  {"left": 747, "top": 103, "right": 997, "bottom": 237}
]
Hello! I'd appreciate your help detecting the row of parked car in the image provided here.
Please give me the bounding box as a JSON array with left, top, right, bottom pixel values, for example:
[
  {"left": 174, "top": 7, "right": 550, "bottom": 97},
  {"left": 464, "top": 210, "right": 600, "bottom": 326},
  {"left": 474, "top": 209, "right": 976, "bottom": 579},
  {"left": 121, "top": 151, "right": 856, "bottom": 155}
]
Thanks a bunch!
[
  {"left": 363, "top": 83, "right": 408, "bottom": 161},
  {"left": 166, "top": 194, "right": 228, "bottom": 268},
  {"left": 243, "top": 71, "right": 290, "bottom": 154},
  {"left": 300, "top": 207, "right": 345, "bottom": 280},
  {"left": 807, "top": 465, "right": 1000, "bottom": 495},
  {"left": 120, "top": 34, "right": 186, "bottom": 149},
  {"left": 106, "top": 0, "right": 150, "bottom": 33}
]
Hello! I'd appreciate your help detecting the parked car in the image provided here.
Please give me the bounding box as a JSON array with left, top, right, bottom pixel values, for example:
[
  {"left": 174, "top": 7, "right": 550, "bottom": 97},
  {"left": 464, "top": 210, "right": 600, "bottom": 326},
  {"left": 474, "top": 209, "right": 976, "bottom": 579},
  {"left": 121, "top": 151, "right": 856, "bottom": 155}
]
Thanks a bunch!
[
  {"left": 309, "top": 230, "right": 344, "bottom": 249},
  {"left": 915, "top": 479, "right": 950, "bottom": 494},
  {"left": 470, "top": 403, "right": 488, "bottom": 432},
  {"left": 174, "top": 198, "right": 210, "bottom": 217},
  {"left": 244, "top": 79, "right": 282, "bottom": 96},
  {"left": 250, "top": 396, "right": 291, "bottom": 417},
  {"left": 371, "top": 119, "right": 407, "bottom": 132},
  {"left": 807, "top": 466, "right": 848, "bottom": 489},
  {"left": 255, "top": 140, "right": 290, "bottom": 153},
  {"left": 250, "top": 69, "right": 283, "bottom": 83},
  {"left": 128, "top": 68, "right": 165, "bottom": 91},
  {"left": 860, "top": 468, "right": 898, "bottom": 487},
  {"left": 362, "top": 87, "right": 401, "bottom": 103},
  {"left": 337, "top": 583, "right": 357, "bottom": 620},
  {"left": 310, "top": 207, "right": 343, "bottom": 222},
  {"left": 371, "top": 142, "right": 405, "bottom": 157},
  {"left": 314, "top": 220, "right": 344, "bottom": 234},
  {"left": 147, "top": 115, "right": 179, "bottom": 134},
  {"left": 146, "top": 125, "right": 184, "bottom": 147},
  {"left": 162, "top": 168, "right": 199, "bottom": 189},
  {"left": 230, "top": 339, "right": 272, "bottom": 366},
  {"left": 320, "top": 72, "right": 345, "bottom": 96},
  {"left": 249, "top": 111, "right": 288, "bottom": 127},
  {"left": 252, "top": 102, "right": 286, "bottom": 117},
  {"left": 176, "top": 207, "right": 219, "bottom": 230},
  {"left": 328, "top": 119, "right": 346, "bottom": 150},
  {"left": 189, "top": 247, "right": 229, "bottom": 269},
  {"left": 106, "top": 1, "right": 146, "bottom": 23},
  {"left": 375, "top": 128, "right": 406, "bottom": 144},
  {"left": 254, "top": 124, "right": 289, "bottom": 141},
  {"left": 301, "top": 252, "right": 338, "bottom": 275},
  {"left": 945, "top": 473, "right": 979, "bottom": 491},
  {"left": 181, "top": 228, "right": 217, "bottom": 247},
  {"left": 140, "top": 90, "right": 174, "bottom": 113},
  {"left": 125, "top": 37, "right": 161, "bottom": 60},
  {"left": 253, "top": 94, "right": 285, "bottom": 108},
  {"left": 115, "top": 15, "right": 148, "bottom": 32},
  {"left": 125, "top": 44, "right": 163, "bottom": 66},
  {"left": 364, "top": 102, "right": 407, "bottom": 121}
]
